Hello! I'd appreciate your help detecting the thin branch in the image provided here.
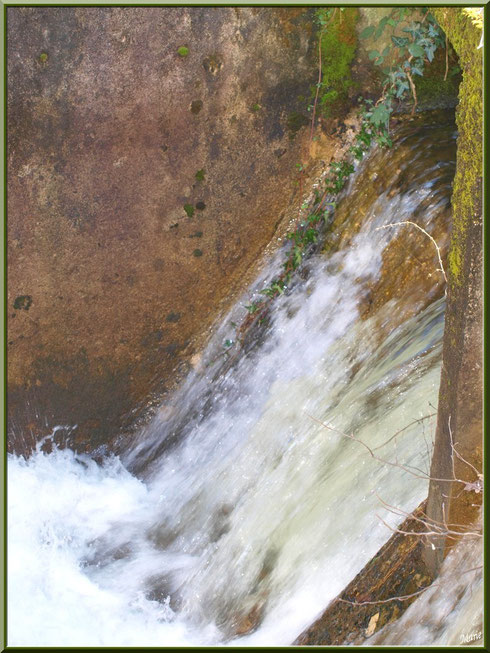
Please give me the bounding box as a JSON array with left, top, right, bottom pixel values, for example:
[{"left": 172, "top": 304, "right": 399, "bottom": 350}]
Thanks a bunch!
[
  {"left": 375, "top": 220, "right": 447, "bottom": 283},
  {"left": 406, "top": 69, "right": 418, "bottom": 116},
  {"left": 310, "top": 36, "right": 323, "bottom": 144},
  {"left": 460, "top": 565, "right": 483, "bottom": 575},
  {"left": 307, "top": 414, "right": 471, "bottom": 487},
  {"left": 372, "top": 413, "right": 436, "bottom": 452},
  {"left": 444, "top": 33, "right": 449, "bottom": 81},
  {"left": 448, "top": 416, "right": 482, "bottom": 479},
  {"left": 448, "top": 415, "right": 457, "bottom": 481},
  {"left": 376, "top": 514, "right": 482, "bottom": 540},
  {"left": 376, "top": 492, "right": 480, "bottom": 533},
  {"left": 337, "top": 583, "right": 438, "bottom": 607}
]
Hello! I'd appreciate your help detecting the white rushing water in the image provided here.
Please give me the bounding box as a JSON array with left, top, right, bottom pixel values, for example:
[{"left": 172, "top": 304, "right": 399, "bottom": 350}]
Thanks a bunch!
[{"left": 9, "top": 119, "right": 467, "bottom": 647}]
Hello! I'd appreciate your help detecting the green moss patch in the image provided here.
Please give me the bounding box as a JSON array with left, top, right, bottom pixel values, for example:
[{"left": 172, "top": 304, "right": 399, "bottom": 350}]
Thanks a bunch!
[
  {"left": 316, "top": 8, "right": 359, "bottom": 119},
  {"left": 177, "top": 46, "right": 189, "bottom": 57},
  {"left": 183, "top": 204, "right": 195, "bottom": 218},
  {"left": 13, "top": 295, "right": 33, "bottom": 311}
]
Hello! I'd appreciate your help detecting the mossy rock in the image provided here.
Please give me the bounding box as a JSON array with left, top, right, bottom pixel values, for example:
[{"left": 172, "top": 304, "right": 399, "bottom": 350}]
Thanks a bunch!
[
  {"left": 433, "top": 8, "right": 482, "bottom": 287},
  {"left": 316, "top": 8, "right": 359, "bottom": 119}
]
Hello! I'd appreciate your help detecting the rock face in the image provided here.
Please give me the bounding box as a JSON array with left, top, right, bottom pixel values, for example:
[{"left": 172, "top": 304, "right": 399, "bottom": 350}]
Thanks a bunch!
[
  {"left": 7, "top": 7, "right": 317, "bottom": 454},
  {"left": 423, "top": 8, "right": 483, "bottom": 574}
]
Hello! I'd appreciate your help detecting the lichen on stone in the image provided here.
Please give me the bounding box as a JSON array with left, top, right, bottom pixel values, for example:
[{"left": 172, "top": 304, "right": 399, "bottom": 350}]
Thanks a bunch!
[{"left": 433, "top": 8, "right": 482, "bottom": 287}]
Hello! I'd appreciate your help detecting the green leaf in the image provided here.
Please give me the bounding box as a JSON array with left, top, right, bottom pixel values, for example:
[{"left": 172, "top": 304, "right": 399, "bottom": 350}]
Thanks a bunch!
[
  {"left": 375, "top": 24, "right": 385, "bottom": 41},
  {"left": 360, "top": 25, "right": 376, "bottom": 39},
  {"left": 370, "top": 104, "right": 390, "bottom": 127},
  {"left": 391, "top": 36, "right": 409, "bottom": 48},
  {"left": 425, "top": 45, "right": 435, "bottom": 62},
  {"left": 408, "top": 43, "right": 425, "bottom": 58},
  {"left": 368, "top": 49, "right": 380, "bottom": 60}
]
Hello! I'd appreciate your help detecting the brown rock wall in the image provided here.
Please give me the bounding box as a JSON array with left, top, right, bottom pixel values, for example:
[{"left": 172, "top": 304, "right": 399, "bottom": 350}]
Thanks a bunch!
[{"left": 7, "top": 7, "right": 317, "bottom": 453}]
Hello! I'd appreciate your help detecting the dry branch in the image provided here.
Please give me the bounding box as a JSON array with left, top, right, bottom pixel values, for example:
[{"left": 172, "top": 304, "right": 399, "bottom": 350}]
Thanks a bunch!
[{"left": 375, "top": 221, "right": 447, "bottom": 283}]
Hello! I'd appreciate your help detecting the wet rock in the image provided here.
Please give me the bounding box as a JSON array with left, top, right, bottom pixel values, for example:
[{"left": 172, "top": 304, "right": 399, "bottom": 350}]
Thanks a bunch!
[{"left": 234, "top": 602, "right": 265, "bottom": 636}]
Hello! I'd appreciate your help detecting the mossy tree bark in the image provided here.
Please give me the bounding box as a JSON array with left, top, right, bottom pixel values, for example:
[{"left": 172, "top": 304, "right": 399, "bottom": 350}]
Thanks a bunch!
[{"left": 423, "top": 8, "right": 483, "bottom": 574}]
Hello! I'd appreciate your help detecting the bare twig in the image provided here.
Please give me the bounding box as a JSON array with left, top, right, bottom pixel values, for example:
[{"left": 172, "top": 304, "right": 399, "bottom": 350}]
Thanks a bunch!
[
  {"left": 375, "top": 221, "right": 447, "bottom": 283},
  {"left": 444, "top": 33, "right": 449, "bottom": 81},
  {"left": 406, "top": 69, "right": 418, "bottom": 116},
  {"left": 337, "top": 583, "right": 438, "bottom": 607},
  {"left": 308, "top": 414, "right": 473, "bottom": 487},
  {"left": 308, "top": 414, "right": 432, "bottom": 481},
  {"left": 376, "top": 493, "right": 482, "bottom": 535},
  {"left": 310, "top": 36, "right": 323, "bottom": 144},
  {"left": 376, "top": 514, "right": 482, "bottom": 541},
  {"left": 372, "top": 413, "right": 436, "bottom": 452},
  {"left": 460, "top": 565, "right": 483, "bottom": 575},
  {"left": 448, "top": 415, "right": 457, "bottom": 481},
  {"left": 448, "top": 416, "right": 482, "bottom": 479}
]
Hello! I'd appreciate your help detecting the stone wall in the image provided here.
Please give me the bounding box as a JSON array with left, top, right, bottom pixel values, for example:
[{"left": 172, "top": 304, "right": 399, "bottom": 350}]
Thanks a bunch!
[{"left": 7, "top": 7, "right": 317, "bottom": 454}]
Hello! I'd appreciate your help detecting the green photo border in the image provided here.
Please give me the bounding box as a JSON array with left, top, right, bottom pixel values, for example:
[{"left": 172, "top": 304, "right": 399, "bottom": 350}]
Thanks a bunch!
[{"left": 1, "top": 1, "right": 487, "bottom": 650}]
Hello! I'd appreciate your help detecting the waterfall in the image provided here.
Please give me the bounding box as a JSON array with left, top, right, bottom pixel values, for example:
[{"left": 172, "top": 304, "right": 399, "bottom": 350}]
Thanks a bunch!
[{"left": 9, "top": 113, "right": 475, "bottom": 647}]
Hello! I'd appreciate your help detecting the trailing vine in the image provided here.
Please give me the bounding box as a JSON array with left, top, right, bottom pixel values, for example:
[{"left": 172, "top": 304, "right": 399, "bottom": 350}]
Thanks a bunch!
[{"left": 221, "top": 7, "right": 450, "bottom": 355}]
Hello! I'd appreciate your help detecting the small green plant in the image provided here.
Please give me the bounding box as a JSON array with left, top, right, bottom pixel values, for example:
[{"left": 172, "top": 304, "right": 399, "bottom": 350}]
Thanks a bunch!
[
  {"left": 177, "top": 46, "right": 189, "bottom": 57},
  {"left": 245, "top": 300, "right": 263, "bottom": 314},
  {"left": 250, "top": 103, "right": 261, "bottom": 112},
  {"left": 359, "top": 8, "right": 446, "bottom": 125},
  {"left": 184, "top": 204, "right": 195, "bottom": 218},
  {"left": 39, "top": 52, "right": 48, "bottom": 63},
  {"left": 195, "top": 169, "right": 205, "bottom": 182},
  {"left": 193, "top": 248, "right": 203, "bottom": 257}
]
